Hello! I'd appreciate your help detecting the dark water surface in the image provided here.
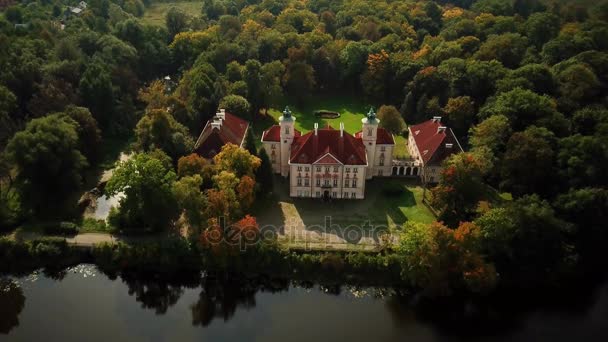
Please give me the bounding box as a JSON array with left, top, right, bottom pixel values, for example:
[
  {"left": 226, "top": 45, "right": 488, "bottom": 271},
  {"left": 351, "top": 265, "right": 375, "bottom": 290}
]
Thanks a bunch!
[{"left": 1, "top": 265, "right": 608, "bottom": 342}]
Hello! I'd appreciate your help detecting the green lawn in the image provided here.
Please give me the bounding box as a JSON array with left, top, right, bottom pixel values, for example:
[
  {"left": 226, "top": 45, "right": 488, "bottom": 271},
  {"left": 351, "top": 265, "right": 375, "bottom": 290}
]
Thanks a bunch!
[
  {"left": 266, "top": 96, "right": 372, "bottom": 134},
  {"left": 141, "top": 1, "right": 203, "bottom": 27},
  {"left": 263, "top": 96, "right": 412, "bottom": 159},
  {"left": 255, "top": 177, "right": 435, "bottom": 233},
  {"left": 393, "top": 135, "right": 410, "bottom": 159}
]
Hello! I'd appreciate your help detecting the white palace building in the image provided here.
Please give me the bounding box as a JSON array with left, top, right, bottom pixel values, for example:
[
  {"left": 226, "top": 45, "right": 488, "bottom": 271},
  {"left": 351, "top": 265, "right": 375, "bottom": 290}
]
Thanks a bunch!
[{"left": 260, "top": 107, "right": 462, "bottom": 200}]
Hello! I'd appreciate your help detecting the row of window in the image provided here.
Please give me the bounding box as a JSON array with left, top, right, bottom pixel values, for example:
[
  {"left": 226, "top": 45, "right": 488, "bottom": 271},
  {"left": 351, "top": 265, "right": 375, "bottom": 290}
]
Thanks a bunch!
[
  {"left": 296, "top": 178, "right": 358, "bottom": 187},
  {"left": 295, "top": 191, "right": 358, "bottom": 199}
]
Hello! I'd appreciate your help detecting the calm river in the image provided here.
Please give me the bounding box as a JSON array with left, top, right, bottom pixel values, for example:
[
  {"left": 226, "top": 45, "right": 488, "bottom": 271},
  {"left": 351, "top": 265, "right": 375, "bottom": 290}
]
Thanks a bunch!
[{"left": 1, "top": 265, "right": 608, "bottom": 341}]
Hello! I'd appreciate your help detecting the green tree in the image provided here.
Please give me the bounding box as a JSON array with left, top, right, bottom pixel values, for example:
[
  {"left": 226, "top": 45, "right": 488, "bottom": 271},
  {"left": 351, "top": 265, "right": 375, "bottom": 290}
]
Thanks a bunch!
[
  {"left": 213, "top": 143, "right": 261, "bottom": 178},
  {"left": 106, "top": 153, "right": 178, "bottom": 232},
  {"left": 283, "top": 62, "right": 315, "bottom": 104},
  {"left": 166, "top": 7, "right": 189, "bottom": 40},
  {"left": 78, "top": 60, "right": 115, "bottom": 133},
  {"left": 0, "top": 85, "right": 17, "bottom": 146},
  {"left": 555, "top": 64, "right": 600, "bottom": 106},
  {"left": 431, "top": 153, "right": 487, "bottom": 225},
  {"left": 377, "top": 105, "right": 405, "bottom": 134},
  {"left": 501, "top": 126, "right": 557, "bottom": 197},
  {"left": 525, "top": 12, "right": 560, "bottom": 48},
  {"left": 135, "top": 109, "right": 194, "bottom": 162},
  {"left": 475, "top": 195, "right": 574, "bottom": 284},
  {"left": 474, "top": 33, "right": 528, "bottom": 68},
  {"left": 244, "top": 128, "right": 257, "bottom": 155},
  {"left": 255, "top": 147, "right": 274, "bottom": 196},
  {"left": 59, "top": 106, "right": 101, "bottom": 165},
  {"left": 173, "top": 174, "right": 207, "bottom": 232},
  {"left": 218, "top": 95, "right": 251, "bottom": 120},
  {"left": 480, "top": 88, "right": 568, "bottom": 134},
  {"left": 6, "top": 115, "right": 87, "bottom": 214},
  {"left": 442, "top": 96, "right": 475, "bottom": 139}
]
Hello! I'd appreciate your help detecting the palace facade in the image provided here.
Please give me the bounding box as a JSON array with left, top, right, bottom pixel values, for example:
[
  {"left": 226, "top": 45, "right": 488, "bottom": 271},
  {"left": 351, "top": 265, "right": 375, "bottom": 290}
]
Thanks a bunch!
[{"left": 261, "top": 107, "right": 395, "bottom": 199}]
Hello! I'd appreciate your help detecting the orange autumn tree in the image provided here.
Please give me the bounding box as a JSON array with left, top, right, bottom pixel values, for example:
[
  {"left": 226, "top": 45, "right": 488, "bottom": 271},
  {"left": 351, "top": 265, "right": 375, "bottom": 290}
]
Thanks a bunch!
[
  {"left": 431, "top": 152, "right": 487, "bottom": 226},
  {"left": 362, "top": 49, "right": 391, "bottom": 101},
  {"left": 177, "top": 153, "right": 208, "bottom": 178},
  {"left": 199, "top": 216, "right": 260, "bottom": 259},
  {"left": 236, "top": 175, "right": 256, "bottom": 210},
  {"left": 398, "top": 221, "right": 497, "bottom": 295}
]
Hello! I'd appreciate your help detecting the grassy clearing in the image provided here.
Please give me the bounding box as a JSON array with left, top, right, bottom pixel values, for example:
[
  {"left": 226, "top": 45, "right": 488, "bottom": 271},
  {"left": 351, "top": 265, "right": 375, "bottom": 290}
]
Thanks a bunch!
[
  {"left": 141, "top": 1, "right": 203, "bottom": 27},
  {"left": 264, "top": 95, "right": 412, "bottom": 158},
  {"left": 266, "top": 95, "right": 371, "bottom": 134},
  {"left": 393, "top": 135, "right": 409, "bottom": 159},
  {"left": 255, "top": 177, "right": 435, "bottom": 233}
]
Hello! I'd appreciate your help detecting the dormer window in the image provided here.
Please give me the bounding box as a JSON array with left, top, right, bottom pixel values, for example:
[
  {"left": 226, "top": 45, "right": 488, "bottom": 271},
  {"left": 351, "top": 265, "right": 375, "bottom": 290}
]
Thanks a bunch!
[{"left": 415, "top": 130, "right": 420, "bottom": 135}]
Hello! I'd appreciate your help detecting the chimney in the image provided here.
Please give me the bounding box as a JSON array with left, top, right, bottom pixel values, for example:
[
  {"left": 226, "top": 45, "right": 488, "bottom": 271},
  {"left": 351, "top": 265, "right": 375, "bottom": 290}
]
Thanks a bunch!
[
  {"left": 211, "top": 119, "right": 222, "bottom": 130},
  {"left": 340, "top": 122, "right": 344, "bottom": 137},
  {"left": 437, "top": 126, "right": 446, "bottom": 133},
  {"left": 432, "top": 116, "right": 442, "bottom": 123},
  {"left": 314, "top": 122, "right": 318, "bottom": 136},
  {"left": 216, "top": 109, "right": 226, "bottom": 120},
  {"left": 445, "top": 143, "right": 453, "bottom": 149}
]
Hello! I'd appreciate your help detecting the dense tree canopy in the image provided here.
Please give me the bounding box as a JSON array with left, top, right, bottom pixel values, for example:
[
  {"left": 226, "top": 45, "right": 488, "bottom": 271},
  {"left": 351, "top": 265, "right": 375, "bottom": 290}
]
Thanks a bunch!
[{"left": 2, "top": 0, "right": 608, "bottom": 294}]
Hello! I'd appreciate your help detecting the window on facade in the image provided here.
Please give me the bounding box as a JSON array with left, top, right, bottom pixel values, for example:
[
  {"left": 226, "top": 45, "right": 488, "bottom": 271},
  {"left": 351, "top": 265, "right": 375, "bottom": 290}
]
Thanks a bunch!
[
  {"left": 379, "top": 154, "right": 385, "bottom": 166},
  {"left": 343, "top": 192, "right": 347, "bottom": 198},
  {"left": 305, "top": 167, "right": 310, "bottom": 172},
  {"left": 324, "top": 179, "right": 330, "bottom": 186},
  {"left": 333, "top": 179, "right": 338, "bottom": 186},
  {"left": 351, "top": 192, "right": 356, "bottom": 199},
  {"left": 378, "top": 170, "right": 383, "bottom": 176},
  {"left": 304, "top": 178, "right": 309, "bottom": 186},
  {"left": 271, "top": 144, "right": 276, "bottom": 150},
  {"left": 297, "top": 177, "right": 302, "bottom": 186},
  {"left": 297, "top": 166, "right": 302, "bottom": 171},
  {"left": 352, "top": 179, "right": 357, "bottom": 187},
  {"left": 353, "top": 168, "right": 358, "bottom": 173},
  {"left": 316, "top": 179, "right": 321, "bottom": 186},
  {"left": 316, "top": 191, "right": 320, "bottom": 198},
  {"left": 332, "top": 192, "right": 337, "bottom": 198},
  {"left": 345, "top": 179, "right": 350, "bottom": 187},
  {"left": 325, "top": 167, "right": 330, "bottom": 173},
  {"left": 380, "top": 146, "right": 386, "bottom": 152},
  {"left": 284, "top": 126, "right": 289, "bottom": 134},
  {"left": 316, "top": 167, "right": 321, "bottom": 172},
  {"left": 333, "top": 166, "right": 338, "bottom": 172},
  {"left": 346, "top": 168, "right": 350, "bottom": 173}
]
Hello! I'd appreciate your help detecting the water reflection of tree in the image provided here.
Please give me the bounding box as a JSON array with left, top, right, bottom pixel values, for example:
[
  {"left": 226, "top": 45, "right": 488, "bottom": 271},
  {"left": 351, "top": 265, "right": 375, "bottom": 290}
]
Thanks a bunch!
[
  {"left": 122, "top": 276, "right": 186, "bottom": 315},
  {"left": 0, "top": 278, "right": 25, "bottom": 334},
  {"left": 191, "top": 274, "right": 289, "bottom": 327}
]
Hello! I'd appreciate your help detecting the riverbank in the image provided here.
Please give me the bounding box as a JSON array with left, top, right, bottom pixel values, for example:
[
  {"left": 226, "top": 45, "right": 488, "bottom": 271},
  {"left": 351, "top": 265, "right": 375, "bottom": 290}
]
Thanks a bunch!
[{"left": 1, "top": 235, "right": 601, "bottom": 302}]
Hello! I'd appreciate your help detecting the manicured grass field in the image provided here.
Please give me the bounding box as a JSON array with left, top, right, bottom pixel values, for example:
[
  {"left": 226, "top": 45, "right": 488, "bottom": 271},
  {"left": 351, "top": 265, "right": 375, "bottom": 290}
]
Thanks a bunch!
[
  {"left": 141, "top": 1, "right": 203, "bottom": 27},
  {"left": 255, "top": 177, "right": 435, "bottom": 233},
  {"left": 267, "top": 96, "right": 371, "bottom": 134},
  {"left": 264, "top": 96, "right": 412, "bottom": 158}
]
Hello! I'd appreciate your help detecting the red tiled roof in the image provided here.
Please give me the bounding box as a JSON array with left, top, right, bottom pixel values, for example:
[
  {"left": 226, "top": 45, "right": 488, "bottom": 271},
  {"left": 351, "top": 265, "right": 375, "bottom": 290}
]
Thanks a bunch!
[
  {"left": 354, "top": 127, "right": 395, "bottom": 145},
  {"left": 409, "top": 119, "right": 463, "bottom": 165},
  {"left": 194, "top": 112, "right": 249, "bottom": 159},
  {"left": 289, "top": 126, "right": 367, "bottom": 165},
  {"left": 261, "top": 125, "right": 302, "bottom": 142}
]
